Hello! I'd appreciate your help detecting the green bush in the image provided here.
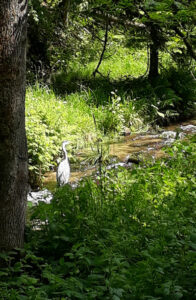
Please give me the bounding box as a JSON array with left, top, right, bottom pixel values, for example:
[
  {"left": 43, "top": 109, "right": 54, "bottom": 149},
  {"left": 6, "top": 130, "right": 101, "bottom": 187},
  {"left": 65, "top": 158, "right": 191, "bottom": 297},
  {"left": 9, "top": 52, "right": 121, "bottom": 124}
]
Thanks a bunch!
[
  {"left": 95, "top": 92, "right": 145, "bottom": 134},
  {"left": 123, "top": 66, "right": 196, "bottom": 126},
  {"left": 166, "top": 67, "right": 196, "bottom": 118},
  {"left": 148, "top": 67, "right": 196, "bottom": 124}
]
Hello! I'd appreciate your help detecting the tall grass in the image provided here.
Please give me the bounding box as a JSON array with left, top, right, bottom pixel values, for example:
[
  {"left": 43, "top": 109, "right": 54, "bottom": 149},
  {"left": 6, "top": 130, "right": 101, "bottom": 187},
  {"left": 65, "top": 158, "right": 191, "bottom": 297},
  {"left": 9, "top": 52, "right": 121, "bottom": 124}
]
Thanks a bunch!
[{"left": 88, "top": 47, "right": 148, "bottom": 79}]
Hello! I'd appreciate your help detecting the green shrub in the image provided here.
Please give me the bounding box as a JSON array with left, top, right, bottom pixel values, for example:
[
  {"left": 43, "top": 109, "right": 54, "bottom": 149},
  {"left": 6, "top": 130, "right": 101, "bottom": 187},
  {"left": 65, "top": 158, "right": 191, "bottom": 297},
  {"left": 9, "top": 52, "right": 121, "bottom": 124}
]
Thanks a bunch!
[
  {"left": 147, "top": 67, "right": 196, "bottom": 124},
  {"left": 166, "top": 67, "right": 196, "bottom": 118},
  {"left": 95, "top": 92, "right": 145, "bottom": 134}
]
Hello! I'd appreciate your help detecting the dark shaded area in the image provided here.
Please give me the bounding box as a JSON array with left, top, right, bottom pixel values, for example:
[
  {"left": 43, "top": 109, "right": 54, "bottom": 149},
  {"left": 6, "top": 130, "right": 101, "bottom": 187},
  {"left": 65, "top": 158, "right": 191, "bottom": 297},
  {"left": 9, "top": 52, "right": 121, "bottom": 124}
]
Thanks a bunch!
[{"left": 50, "top": 66, "right": 196, "bottom": 125}]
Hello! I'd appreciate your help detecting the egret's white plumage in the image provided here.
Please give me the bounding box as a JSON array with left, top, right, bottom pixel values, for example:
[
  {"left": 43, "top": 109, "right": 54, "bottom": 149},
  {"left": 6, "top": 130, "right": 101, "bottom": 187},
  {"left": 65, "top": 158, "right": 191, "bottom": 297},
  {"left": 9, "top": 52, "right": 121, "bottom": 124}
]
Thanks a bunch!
[{"left": 56, "top": 141, "right": 70, "bottom": 186}]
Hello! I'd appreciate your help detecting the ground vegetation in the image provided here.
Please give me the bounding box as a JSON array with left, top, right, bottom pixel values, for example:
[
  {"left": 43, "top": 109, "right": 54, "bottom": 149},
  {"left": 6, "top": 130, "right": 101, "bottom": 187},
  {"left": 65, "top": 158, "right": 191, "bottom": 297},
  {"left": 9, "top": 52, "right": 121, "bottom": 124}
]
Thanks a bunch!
[{"left": 0, "top": 137, "right": 196, "bottom": 299}]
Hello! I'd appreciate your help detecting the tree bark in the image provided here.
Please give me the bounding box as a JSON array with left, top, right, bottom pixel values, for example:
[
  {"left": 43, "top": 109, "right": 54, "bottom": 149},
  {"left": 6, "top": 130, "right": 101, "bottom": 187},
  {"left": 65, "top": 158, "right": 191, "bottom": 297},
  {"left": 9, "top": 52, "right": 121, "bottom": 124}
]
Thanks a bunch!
[
  {"left": 59, "top": 0, "right": 70, "bottom": 26},
  {"left": 148, "top": 25, "right": 159, "bottom": 80},
  {"left": 0, "top": 0, "right": 28, "bottom": 251}
]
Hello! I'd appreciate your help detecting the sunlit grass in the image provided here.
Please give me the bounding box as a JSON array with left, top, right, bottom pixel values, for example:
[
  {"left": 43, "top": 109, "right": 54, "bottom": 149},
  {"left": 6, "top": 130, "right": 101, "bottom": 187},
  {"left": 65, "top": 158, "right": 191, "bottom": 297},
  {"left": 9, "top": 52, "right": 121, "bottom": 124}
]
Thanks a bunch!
[
  {"left": 67, "top": 46, "right": 148, "bottom": 80},
  {"left": 26, "top": 84, "right": 96, "bottom": 148},
  {"left": 98, "top": 47, "right": 147, "bottom": 78}
]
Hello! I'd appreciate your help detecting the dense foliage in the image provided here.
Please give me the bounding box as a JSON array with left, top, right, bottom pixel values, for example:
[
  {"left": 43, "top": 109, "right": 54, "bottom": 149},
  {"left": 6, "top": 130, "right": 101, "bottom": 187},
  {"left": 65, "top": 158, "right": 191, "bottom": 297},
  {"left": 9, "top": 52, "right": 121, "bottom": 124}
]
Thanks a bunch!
[
  {"left": 27, "top": 0, "right": 196, "bottom": 82},
  {"left": 0, "top": 138, "right": 195, "bottom": 299}
]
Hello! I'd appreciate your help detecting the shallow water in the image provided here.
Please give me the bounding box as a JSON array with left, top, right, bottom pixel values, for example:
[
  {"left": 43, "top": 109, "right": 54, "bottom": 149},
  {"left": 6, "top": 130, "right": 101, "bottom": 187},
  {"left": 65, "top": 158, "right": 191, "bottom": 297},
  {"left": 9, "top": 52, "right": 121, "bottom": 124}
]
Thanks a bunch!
[
  {"left": 109, "top": 136, "right": 163, "bottom": 161},
  {"left": 44, "top": 120, "right": 196, "bottom": 191},
  {"left": 44, "top": 167, "right": 96, "bottom": 190}
]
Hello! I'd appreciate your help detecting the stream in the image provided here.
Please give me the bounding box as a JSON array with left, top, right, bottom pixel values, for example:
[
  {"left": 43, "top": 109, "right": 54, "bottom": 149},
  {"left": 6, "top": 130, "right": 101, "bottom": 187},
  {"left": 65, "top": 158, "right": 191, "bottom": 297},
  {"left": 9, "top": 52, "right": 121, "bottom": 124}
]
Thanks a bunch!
[{"left": 28, "top": 120, "right": 196, "bottom": 204}]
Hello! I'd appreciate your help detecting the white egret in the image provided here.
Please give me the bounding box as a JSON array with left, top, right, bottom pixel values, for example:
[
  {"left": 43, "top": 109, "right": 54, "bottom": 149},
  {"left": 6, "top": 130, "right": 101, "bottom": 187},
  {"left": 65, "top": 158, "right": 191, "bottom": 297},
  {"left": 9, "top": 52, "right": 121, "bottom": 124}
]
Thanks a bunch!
[{"left": 56, "top": 141, "right": 70, "bottom": 186}]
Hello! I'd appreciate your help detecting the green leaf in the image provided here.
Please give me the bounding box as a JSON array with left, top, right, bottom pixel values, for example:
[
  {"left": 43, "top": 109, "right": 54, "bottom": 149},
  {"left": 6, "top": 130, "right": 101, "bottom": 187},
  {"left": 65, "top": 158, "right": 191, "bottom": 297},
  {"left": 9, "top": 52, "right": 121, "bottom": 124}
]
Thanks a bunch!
[{"left": 157, "top": 111, "right": 165, "bottom": 118}]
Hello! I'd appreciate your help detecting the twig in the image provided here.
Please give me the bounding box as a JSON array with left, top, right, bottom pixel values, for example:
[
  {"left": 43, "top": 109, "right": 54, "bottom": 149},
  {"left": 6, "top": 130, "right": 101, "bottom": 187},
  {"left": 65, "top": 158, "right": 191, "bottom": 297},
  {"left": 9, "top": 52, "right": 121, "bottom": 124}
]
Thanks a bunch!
[
  {"left": 93, "top": 15, "right": 109, "bottom": 77},
  {"left": 141, "top": 43, "right": 150, "bottom": 78}
]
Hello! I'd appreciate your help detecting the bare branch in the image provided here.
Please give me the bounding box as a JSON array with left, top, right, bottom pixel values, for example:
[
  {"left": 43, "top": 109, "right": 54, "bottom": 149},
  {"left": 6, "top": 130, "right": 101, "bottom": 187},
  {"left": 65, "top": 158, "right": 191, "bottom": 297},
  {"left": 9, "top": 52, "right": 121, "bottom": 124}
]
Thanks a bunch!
[{"left": 93, "top": 16, "right": 109, "bottom": 77}]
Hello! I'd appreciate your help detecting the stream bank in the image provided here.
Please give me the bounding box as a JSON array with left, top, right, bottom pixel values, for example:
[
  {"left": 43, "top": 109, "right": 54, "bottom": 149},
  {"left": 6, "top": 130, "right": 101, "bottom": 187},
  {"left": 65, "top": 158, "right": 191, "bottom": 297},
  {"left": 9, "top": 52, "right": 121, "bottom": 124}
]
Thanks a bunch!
[
  {"left": 45, "top": 120, "right": 196, "bottom": 185},
  {"left": 28, "top": 120, "right": 196, "bottom": 204}
]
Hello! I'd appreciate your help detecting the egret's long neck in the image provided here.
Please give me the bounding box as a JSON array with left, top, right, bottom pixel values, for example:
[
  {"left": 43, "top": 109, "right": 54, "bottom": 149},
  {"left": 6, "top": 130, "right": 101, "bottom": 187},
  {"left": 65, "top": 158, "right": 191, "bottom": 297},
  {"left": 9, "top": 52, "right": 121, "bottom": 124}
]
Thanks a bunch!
[{"left": 63, "top": 145, "right": 67, "bottom": 159}]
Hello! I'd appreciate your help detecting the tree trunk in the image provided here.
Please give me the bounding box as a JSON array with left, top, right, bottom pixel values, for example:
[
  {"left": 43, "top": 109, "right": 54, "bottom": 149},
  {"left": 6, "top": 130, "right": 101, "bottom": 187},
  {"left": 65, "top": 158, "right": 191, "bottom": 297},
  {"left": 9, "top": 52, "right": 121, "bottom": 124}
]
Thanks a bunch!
[
  {"left": 59, "top": 0, "right": 70, "bottom": 26},
  {"left": 148, "top": 25, "right": 159, "bottom": 80},
  {"left": 0, "top": 0, "right": 28, "bottom": 251}
]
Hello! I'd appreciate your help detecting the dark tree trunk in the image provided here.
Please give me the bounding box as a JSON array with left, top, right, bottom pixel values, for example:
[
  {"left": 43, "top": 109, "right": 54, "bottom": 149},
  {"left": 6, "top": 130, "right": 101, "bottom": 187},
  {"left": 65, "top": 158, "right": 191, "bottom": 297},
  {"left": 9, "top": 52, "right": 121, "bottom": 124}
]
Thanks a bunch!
[
  {"left": 148, "top": 25, "right": 159, "bottom": 80},
  {"left": 59, "top": 0, "right": 70, "bottom": 26},
  {"left": 0, "top": 0, "right": 28, "bottom": 251}
]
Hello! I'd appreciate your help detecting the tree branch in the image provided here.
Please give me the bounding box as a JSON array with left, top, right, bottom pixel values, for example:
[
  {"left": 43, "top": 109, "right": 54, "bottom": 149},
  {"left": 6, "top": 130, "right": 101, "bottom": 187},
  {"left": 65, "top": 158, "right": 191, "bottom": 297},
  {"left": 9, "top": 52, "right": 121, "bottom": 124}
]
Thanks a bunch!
[
  {"left": 173, "top": 26, "right": 196, "bottom": 61},
  {"left": 89, "top": 10, "right": 146, "bottom": 30},
  {"left": 93, "top": 16, "right": 109, "bottom": 77}
]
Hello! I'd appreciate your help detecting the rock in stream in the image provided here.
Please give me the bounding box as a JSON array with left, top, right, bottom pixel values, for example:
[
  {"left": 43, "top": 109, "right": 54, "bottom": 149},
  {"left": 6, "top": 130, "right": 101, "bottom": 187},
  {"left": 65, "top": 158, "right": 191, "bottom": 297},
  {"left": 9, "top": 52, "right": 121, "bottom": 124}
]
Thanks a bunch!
[{"left": 27, "top": 189, "right": 53, "bottom": 205}]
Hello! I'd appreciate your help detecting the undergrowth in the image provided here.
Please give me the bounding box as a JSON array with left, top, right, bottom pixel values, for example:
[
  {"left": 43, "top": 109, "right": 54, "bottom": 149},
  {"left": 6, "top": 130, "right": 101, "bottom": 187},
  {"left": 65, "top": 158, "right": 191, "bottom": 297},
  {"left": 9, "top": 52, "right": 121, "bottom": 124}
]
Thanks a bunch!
[
  {"left": 0, "top": 137, "right": 195, "bottom": 299},
  {"left": 26, "top": 85, "right": 145, "bottom": 186}
]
